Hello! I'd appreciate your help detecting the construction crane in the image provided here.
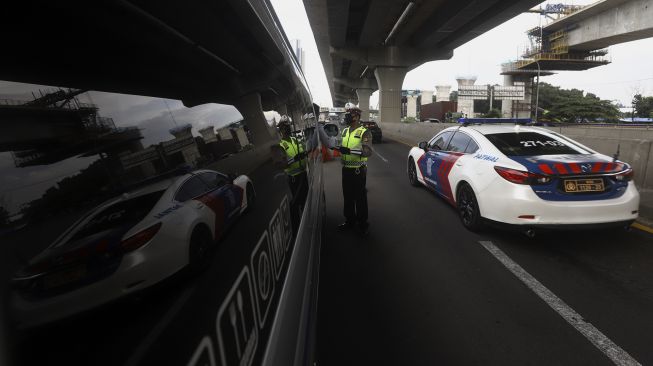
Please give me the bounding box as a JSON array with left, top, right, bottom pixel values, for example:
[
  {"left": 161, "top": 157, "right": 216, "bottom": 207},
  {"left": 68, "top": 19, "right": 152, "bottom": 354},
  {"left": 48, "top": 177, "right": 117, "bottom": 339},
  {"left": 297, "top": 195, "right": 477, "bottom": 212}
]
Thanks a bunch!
[{"left": 526, "top": 3, "right": 583, "bottom": 20}]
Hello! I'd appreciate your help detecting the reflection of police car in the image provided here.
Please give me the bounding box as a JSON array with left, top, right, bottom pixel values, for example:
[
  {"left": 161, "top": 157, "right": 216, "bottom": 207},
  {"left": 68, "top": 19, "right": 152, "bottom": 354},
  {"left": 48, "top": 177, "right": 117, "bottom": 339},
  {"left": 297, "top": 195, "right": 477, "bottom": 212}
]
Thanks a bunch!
[
  {"left": 12, "top": 169, "right": 255, "bottom": 327},
  {"left": 407, "top": 122, "right": 640, "bottom": 234}
]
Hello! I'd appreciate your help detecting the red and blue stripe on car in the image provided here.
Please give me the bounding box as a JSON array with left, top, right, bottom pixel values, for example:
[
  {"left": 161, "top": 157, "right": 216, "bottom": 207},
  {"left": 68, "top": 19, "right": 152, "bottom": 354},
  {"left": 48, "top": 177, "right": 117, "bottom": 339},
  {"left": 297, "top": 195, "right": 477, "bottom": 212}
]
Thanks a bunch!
[{"left": 505, "top": 155, "right": 633, "bottom": 201}]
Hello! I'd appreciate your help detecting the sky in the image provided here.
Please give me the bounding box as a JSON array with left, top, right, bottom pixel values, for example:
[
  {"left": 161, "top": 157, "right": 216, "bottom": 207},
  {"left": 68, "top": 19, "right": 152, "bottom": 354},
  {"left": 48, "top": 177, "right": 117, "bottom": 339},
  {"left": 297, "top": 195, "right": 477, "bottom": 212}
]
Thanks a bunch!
[{"left": 270, "top": 0, "right": 653, "bottom": 108}]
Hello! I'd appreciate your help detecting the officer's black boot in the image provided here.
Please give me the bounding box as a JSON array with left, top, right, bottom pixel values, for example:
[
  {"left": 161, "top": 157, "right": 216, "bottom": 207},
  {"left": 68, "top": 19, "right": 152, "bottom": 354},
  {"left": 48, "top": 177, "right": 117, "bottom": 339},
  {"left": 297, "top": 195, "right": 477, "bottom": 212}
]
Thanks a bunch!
[
  {"left": 358, "top": 223, "right": 370, "bottom": 237},
  {"left": 337, "top": 222, "right": 354, "bottom": 231}
]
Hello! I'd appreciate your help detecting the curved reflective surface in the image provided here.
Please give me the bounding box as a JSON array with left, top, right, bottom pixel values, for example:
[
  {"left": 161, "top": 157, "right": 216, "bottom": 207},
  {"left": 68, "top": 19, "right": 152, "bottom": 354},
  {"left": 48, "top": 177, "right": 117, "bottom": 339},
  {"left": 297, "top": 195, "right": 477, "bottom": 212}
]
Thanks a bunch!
[{"left": 1, "top": 78, "right": 320, "bottom": 365}]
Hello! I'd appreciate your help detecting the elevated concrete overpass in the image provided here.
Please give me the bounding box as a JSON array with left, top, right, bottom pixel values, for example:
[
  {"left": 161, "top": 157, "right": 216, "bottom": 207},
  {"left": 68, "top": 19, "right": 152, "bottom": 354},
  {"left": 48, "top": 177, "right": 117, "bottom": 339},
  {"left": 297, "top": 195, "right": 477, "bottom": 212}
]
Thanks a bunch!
[
  {"left": 1, "top": 0, "right": 311, "bottom": 147},
  {"left": 303, "top": 0, "right": 542, "bottom": 123},
  {"left": 544, "top": 0, "right": 653, "bottom": 51}
]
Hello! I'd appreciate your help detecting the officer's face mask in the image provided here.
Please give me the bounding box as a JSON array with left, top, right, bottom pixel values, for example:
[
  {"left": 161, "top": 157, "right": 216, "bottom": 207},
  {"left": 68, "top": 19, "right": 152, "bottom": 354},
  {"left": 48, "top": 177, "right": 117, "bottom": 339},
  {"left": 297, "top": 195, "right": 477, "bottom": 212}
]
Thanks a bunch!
[{"left": 344, "top": 113, "right": 353, "bottom": 125}]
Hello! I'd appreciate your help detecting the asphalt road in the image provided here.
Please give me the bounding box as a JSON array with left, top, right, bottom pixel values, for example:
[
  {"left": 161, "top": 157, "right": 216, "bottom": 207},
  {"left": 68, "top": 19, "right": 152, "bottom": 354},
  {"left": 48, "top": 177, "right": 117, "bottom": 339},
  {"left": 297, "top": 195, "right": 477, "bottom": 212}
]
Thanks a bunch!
[{"left": 317, "top": 138, "right": 653, "bottom": 366}]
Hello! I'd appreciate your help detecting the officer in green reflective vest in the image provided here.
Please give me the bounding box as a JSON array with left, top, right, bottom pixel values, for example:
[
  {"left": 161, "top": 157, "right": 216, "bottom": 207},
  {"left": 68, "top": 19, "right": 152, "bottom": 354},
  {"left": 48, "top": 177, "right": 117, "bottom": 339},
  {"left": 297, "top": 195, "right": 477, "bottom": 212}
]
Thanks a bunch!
[
  {"left": 276, "top": 116, "right": 308, "bottom": 224},
  {"left": 335, "top": 106, "right": 372, "bottom": 236}
]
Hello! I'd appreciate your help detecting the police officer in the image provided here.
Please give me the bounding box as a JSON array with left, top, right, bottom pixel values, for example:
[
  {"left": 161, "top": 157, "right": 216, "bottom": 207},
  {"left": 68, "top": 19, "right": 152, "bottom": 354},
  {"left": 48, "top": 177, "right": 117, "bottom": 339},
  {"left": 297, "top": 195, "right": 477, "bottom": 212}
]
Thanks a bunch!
[
  {"left": 274, "top": 115, "right": 308, "bottom": 226},
  {"left": 335, "top": 106, "right": 372, "bottom": 235}
]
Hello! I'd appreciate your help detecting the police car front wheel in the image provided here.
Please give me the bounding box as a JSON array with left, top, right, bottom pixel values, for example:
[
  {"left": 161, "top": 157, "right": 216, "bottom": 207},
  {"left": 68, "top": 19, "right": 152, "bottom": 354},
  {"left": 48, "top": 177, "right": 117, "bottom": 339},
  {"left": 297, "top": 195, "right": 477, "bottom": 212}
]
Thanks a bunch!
[{"left": 408, "top": 158, "right": 419, "bottom": 187}]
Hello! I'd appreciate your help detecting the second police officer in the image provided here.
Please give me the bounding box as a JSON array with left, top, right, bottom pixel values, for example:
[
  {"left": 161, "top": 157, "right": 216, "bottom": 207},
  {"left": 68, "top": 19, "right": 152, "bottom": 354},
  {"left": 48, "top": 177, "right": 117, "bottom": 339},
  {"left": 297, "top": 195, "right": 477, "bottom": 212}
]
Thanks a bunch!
[
  {"left": 276, "top": 115, "right": 308, "bottom": 226},
  {"left": 336, "top": 104, "right": 372, "bottom": 236}
]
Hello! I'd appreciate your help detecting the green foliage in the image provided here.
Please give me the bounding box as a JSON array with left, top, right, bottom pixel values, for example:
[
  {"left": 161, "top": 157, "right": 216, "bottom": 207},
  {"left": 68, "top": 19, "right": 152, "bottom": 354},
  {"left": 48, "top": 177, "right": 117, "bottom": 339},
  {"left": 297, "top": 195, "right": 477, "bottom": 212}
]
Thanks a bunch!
[
  {"left": 402, "top": 116, "right": 417, "bottom": 123},
  {"left": 483, "top": 108, "right": 502, "bottom": 118},
  {"left": 632, "top": 94, "right": 653, "bottom": 118},
  {"left": 537, "top": 83, "right": 620, "bottom": 123},
  {"left": 449, "top": 91, "right": 458, "bottom": 102}
]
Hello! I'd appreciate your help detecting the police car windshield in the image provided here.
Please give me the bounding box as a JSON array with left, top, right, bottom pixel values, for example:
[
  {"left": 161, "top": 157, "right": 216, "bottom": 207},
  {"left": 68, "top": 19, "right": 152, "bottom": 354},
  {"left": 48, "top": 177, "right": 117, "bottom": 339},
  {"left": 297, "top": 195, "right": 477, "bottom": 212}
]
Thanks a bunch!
[{"left": 485, "top": 132, "right": 587, "bottom": 156}]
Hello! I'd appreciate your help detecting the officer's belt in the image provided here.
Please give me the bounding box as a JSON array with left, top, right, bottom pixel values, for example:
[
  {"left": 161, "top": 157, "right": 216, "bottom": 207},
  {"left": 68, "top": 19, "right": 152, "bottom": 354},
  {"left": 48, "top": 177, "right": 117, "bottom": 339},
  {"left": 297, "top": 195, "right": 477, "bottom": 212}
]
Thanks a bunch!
[
  {"left": 341, "top": 160, "right": 367, "bottom": 168},
  {"left": 286, "top": 168, "right": 305, "bottom": 176}
]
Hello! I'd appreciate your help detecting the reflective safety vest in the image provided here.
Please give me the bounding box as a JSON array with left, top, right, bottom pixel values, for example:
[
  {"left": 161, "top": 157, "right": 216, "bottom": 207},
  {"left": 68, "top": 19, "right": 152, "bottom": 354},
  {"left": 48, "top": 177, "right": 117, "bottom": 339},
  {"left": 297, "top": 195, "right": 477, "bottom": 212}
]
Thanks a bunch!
[
  {"left": 341, "top": 126, "right": 368, "bottom": 168},
  {"left": 280, "top": 137, "right": 306, "bottom": 176}
]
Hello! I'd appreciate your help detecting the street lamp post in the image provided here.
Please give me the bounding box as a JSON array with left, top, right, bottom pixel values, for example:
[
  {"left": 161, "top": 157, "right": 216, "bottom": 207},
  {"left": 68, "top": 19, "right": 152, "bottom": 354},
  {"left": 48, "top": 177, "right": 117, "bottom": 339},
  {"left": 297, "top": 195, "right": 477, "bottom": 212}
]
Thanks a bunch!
[{"left": 534, "top": 60, "right": 541, "bottom": 122}]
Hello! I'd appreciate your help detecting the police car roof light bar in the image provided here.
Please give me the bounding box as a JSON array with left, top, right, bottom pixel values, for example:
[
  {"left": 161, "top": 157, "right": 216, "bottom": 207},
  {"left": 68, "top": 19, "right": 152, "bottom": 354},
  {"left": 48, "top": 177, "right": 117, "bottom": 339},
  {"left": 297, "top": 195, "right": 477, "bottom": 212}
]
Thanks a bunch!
[{"left": 458, "top": 118, "right": 533, "bottom": 126}]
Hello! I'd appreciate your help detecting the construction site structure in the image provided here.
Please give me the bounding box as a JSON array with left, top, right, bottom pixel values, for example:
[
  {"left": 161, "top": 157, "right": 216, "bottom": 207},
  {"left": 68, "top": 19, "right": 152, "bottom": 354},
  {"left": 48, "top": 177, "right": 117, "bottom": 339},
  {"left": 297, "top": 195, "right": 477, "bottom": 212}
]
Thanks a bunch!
[
  {"left": 516, "top": 3, "right": 611, "bottom": 71},
  {"left": 455, "top": 77, "right": 477, "bottom": 117},
  {"left": 501, "top": 62, "right": 555, "bottom": 119}
]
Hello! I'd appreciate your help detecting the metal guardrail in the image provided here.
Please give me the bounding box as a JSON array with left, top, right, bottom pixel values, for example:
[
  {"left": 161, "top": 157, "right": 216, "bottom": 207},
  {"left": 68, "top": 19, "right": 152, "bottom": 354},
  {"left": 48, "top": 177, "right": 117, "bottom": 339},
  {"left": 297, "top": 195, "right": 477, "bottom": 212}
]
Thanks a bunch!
[{"left": 552, "top": 123, "right": 653, "bottom": 129}]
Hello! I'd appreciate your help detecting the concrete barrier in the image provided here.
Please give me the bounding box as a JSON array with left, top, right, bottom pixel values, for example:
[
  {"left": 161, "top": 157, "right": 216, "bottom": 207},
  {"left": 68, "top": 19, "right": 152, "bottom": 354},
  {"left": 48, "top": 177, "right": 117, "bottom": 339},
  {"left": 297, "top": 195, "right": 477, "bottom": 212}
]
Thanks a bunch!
[{"left": 206, "top": 140, "right": 277, "bottom": 175}]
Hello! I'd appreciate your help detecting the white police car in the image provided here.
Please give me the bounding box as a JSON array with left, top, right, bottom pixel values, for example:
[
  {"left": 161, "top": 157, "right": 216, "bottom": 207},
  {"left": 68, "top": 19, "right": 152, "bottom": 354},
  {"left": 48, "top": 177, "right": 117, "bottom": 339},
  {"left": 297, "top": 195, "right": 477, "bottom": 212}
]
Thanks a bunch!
[
  {"left": 407, "top": 120, "right": 640, "bottom": 234},
  {"left": 11, "top": 169, "right": 255, "bottom": 327}
]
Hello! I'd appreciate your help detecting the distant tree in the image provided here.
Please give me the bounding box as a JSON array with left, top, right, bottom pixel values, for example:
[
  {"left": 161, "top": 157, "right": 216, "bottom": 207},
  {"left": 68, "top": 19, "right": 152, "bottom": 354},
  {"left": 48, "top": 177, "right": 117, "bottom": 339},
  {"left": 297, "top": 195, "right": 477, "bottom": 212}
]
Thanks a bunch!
[
  {"left": 483, "top": 108, "right": 502, "bottom": 118},
  {"left": 537, "top": 83, "right": 619, "bottom": 122},
  {"left": 632, "top": 94, "right": 653, "bottom": 118},
  {"left": 449, "top": 91, "right": 458, "bottom": 103}
]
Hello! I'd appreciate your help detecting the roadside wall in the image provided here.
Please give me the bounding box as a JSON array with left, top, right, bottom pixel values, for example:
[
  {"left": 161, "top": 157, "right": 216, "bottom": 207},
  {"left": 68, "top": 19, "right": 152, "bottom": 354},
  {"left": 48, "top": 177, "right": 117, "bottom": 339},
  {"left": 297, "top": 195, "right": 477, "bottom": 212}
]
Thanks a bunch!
[{"left": 206, "top": 140, "right": 277, "bottom": 175}]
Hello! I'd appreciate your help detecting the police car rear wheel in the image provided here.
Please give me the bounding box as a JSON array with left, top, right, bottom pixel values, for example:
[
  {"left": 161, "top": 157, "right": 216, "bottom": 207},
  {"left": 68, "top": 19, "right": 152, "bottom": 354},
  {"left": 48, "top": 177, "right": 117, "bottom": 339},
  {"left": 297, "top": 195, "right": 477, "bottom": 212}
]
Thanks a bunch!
[
  {"left": 408, "top": 158, "right": 419, "bottom": 187},
  {"left": 457, "top": 184, "right": 483, "bottom": 231}
]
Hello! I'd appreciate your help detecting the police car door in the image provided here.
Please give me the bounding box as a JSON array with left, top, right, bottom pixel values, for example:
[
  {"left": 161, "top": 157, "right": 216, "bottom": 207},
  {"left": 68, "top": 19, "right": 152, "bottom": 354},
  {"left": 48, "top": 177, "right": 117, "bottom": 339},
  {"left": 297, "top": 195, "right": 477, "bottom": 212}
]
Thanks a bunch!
[
  {"left": 197, "top": 171, "right": 242, "bottom": 223},
  {"left": 436, "top": 131, "right": 474, "bottom": 203},
  {"left": 420, "top": 130, "right": 454, "bottom": 191}
]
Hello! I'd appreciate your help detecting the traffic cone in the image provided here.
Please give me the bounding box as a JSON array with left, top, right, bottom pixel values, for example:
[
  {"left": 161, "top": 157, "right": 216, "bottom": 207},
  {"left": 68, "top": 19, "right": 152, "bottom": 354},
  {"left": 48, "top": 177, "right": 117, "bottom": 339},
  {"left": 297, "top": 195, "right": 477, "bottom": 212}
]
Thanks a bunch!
[{"left": 321, "top": 145, "right": 331, "bottom": 161}]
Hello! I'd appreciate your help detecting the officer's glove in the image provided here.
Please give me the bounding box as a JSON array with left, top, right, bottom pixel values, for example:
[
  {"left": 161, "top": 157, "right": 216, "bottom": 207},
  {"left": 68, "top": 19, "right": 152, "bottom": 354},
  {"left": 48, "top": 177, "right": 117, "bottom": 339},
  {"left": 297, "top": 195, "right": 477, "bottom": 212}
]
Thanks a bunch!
[
  {"left": 338, "top": 146, "right": 351, "bottom": 154},
  {"left": 296, "top": 151, "right": 308, "bottom": 159}
]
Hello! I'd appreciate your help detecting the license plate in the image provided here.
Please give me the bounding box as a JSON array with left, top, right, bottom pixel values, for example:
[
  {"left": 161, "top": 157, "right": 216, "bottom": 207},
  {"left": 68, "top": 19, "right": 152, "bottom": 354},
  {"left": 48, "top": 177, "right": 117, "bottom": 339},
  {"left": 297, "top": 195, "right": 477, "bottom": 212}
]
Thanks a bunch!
[
  {"left": 43, "top": 266, "right": 86, "bottom": 289},
  {"left": 563, "top": 179, "right": 604, "bottom": 193}
]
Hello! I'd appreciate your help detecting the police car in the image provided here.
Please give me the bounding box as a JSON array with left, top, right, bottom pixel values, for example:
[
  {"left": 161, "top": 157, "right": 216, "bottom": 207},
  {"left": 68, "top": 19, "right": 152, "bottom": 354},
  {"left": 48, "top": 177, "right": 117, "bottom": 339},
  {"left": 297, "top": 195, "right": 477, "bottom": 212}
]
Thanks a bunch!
[
  {"left": 11, "top": 169, "right": 255, "bottom": 327},
  {"left": 406, "top": 120, "right": 640, "bottom": 234}
]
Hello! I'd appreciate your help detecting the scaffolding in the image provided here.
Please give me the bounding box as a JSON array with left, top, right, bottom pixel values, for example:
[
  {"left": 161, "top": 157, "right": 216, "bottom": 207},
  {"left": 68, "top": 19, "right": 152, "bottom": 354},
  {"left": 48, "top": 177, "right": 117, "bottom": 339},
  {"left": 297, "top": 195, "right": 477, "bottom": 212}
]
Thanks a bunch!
[{"left": 517, "top": 4, "right": 611, "bottom": 72}]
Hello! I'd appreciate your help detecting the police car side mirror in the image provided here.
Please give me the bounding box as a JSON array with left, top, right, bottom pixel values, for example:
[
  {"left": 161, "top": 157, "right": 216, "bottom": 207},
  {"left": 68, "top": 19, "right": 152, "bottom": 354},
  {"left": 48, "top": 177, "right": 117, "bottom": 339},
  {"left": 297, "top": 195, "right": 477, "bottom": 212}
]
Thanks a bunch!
[{"left": 418, "top": 141, "right": 428, "bottom": 150}]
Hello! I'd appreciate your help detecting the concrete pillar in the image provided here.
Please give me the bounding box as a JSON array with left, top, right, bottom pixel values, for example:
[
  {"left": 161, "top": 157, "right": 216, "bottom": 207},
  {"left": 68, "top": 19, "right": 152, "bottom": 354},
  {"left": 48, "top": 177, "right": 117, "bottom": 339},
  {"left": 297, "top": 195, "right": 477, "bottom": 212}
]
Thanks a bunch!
[
  {"left": 406, "top": 95, "right": 418, "bottom": 118},
  {"left": 456, "top": 77, "right": 477, "bottom": 118},
  {"left": 501, "top": 75, "right": 514, "bottom": 118},
  {"left": 356, "top": 88, "right": 373, "bottom": 121},
  {"left": 374, "top": 66, "right": 407, "bottom": 124},
  {"left": 235, "top": 92, "right": 274, "bottom": 145},
  {"left": 420, "top": 90, "right": 434, "bottom": 105},
  {"left": 435, "top": 85, "right": 451, "bottom": 102}
]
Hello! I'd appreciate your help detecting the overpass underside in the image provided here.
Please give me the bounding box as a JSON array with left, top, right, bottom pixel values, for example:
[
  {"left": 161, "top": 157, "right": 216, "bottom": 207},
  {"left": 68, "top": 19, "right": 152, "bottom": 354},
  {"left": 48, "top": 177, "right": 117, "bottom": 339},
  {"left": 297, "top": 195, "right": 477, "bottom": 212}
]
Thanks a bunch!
[{"left": 304, "top": 0, "right": 542, "bottom": 123}]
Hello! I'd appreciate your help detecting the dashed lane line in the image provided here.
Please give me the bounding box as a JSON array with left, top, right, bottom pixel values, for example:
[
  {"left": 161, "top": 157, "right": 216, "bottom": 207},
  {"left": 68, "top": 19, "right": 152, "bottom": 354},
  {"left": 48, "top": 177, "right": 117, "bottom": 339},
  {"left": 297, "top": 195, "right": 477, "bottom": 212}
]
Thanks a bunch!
[{"left": 479, "top": 240, "right": 641, "bottom": 366}]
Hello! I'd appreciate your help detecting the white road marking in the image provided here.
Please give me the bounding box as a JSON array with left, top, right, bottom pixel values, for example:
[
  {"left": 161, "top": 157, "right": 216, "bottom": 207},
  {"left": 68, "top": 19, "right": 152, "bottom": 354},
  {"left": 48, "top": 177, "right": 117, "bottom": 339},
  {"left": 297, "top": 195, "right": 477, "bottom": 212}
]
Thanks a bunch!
[
  {"left": 123, "top": 285, "right": 196, "bottom": 366},
  {"left": 369, "top": 146, "right": 389, "bottom": 163},
  {"left": 479, "top": 240, "right": 641, "bottom": 366}
]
